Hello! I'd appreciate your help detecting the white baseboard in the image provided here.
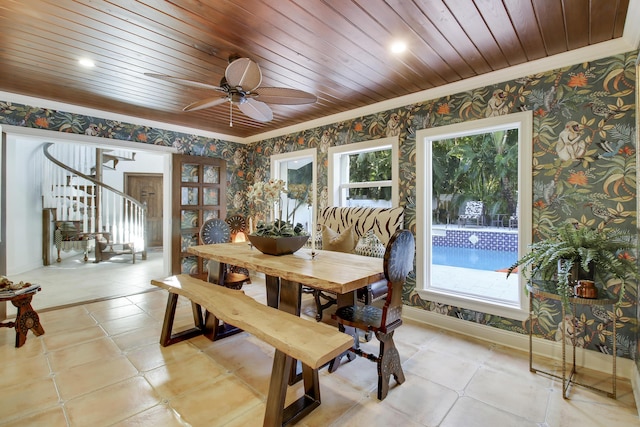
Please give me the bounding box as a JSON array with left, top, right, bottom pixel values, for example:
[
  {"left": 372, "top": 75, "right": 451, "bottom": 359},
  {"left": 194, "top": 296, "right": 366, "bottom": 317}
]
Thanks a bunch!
[
  {"left": 403, "top": 306, "right": 635, "bottom": 380},
  {"left": 631, "top": 367, "right": 640, "bottom": 413}
]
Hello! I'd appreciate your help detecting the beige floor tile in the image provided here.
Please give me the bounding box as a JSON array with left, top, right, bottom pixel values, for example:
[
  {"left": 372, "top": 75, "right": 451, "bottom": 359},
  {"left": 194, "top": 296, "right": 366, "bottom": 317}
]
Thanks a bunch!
[
  {"left": 0, "top": 378, "right": 60, "bottom": 423},
  {"left": 111, "top": 404, "right": 188, "bottom": 427},
  {"left": 144, "top": 352, "right": 228, "bottom": 399},
  {"left": 168, "top": 376, "right": 263, "bottom": 426},
  {"left": 37, "top": 308, "right": 98, "bottom": 337},
  {"left": 0, "top": 329, "right": 45, "bottom": 359},
  {"left": 85, "top": 296, "right": 135, "bottom": 313},
  {"left": 393, "top": 319, "right": 443, "bottom": 349},
  {"left": 328, "top": 355, "right": 380, "bottom": 396},
  {"left": 381, "top": 373, "right": 459, "bottom": 426},
  {"left": 332, "top": 397, "right": 424, "bottom": 427},
  {"left": 545, "top": 388, "right": 640, "bottom": 426},
  {"left": 55, "top": 355, "right": 139, "bottom": 400},
  {"left": 99, "top": 312, "right": 158, "bottom": 336},
  {"left": 465, "top": 365, "right": 551, "bottom": 422},
  {"left": 222, "top": 403, "right": 265, "bottom": 427},
  {"left": 126, "top": 341, "right": 201, "bottom": 372},
  {"left": 0, "top": 352, "right": 51, "bottom": 389},
  {"left": 441, "top": 396, "right": 538, "bottom": 427},
  {"left": 47, "top": 336, "right": 123, "bottom": 372},
  {"left": 37, "top": 305, "right": 89, "bottom": 323},
  {"left": 201, "top": 332, "right": 274, "bottom": 375},
  {"left": 42, "top": 325, "right": 107, "bottom": 351},
  {"left": 298, "top": 372, "right": 367, "bottom": 426},
  {"left": 89, "top": 303, "right": 146, "bottom": 323},
  {"left": 403, "top": 347, "right": 480, "bottom": 391},
  {"left": 65, "top": 376, "right": 160, "bottom": 427},
  {"left": 0, "top": 406, "right": 68, "bottom": 427},
  {"left": 111, "top": 323, "right": 164, "bottom": 352},
  {"left": 429, "top": 331, "right": 496, "bottom": 363}
]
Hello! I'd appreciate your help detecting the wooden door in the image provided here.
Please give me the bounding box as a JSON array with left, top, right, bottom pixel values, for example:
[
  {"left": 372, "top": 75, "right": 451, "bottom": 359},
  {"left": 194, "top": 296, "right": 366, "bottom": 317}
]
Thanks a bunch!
[
  {"left": 125, "top": 173, "right": 163, "bottom": 247},
  {"left": 172, "top": 154, "right": 226, "bottom": 275}
]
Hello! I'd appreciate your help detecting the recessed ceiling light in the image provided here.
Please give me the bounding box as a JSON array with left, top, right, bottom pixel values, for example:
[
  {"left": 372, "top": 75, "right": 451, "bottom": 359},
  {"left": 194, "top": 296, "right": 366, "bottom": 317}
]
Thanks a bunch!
[
  {"left": 390, "top": 41, "right": 407, "bottom": 54},
  {"left": 78, "top": 58, "right": 95, "bottom": 68}
]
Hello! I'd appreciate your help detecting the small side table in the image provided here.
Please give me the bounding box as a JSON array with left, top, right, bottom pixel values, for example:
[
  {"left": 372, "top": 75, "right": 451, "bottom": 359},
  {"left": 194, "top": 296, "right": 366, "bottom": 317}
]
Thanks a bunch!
[
  {"left": 0, "top": 287, "right": 45, "bottom": 347},
  {"left": 527, "top": 284, "right": 617, "bottom": 398}
]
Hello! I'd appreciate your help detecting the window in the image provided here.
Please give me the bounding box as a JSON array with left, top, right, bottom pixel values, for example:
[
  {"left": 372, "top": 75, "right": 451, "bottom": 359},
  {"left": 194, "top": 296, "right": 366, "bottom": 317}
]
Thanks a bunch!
[
  {"left": 328, "top": 136, "right": 399, "bottom": 207},
  {"left": 271, "top": 149, "right": 317, "bottom": 233},
  {"left": 416, "top": 112, "right": 532, "bottom": 320}
]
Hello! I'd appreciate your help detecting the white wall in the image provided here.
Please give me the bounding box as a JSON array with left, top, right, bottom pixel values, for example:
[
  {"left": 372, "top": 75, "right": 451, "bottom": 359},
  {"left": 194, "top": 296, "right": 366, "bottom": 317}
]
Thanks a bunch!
[
  {"left": 5, "top": 135, "right": 45, "bottom": 274},
  {"left": 102, "top": 150, "right": 164, "bottom": 190}
]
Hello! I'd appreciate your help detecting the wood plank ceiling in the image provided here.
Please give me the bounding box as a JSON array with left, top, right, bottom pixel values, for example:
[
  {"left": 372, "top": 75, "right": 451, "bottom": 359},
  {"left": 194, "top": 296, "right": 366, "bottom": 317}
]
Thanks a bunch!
[{"left": 0, "top": 0, "right": 631, "bottom": 139}]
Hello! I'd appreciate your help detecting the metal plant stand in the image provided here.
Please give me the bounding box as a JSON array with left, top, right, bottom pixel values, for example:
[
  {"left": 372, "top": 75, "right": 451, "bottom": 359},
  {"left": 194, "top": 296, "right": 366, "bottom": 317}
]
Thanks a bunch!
[{"left": 527, "top": 284, "right": 617, "bottom": 399}]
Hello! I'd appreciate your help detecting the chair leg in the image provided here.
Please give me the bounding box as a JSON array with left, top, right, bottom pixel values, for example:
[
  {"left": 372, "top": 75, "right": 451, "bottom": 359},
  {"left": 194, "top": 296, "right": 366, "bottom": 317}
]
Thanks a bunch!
[
  {"left": 312, "top": 290, "right": 336, "bottom": 322},
  {"left": 375, "top": 330, "right": 405, "bottom": 400}
]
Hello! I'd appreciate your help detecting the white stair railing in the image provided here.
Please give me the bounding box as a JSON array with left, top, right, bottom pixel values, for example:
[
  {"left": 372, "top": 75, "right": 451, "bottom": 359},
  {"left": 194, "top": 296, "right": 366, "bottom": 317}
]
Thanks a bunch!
[{"left": 42, "top": 142, "right": 147, "bottom": 256}]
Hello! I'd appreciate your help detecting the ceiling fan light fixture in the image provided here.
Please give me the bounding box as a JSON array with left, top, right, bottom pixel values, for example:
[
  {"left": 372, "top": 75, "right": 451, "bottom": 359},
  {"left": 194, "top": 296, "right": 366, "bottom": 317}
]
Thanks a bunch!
[
  {"left": 78, "top": 58, "right": 95, "bottom": 68},
  {"left": 390, "top": 40, "right": 407, "bottom": 54},
  {"left": 147, "top": 56, "right": 316, "bottom": 124}
]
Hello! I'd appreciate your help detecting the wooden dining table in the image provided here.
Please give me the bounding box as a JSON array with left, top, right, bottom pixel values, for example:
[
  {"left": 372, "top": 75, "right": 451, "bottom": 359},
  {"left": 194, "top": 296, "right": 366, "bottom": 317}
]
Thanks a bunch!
[{"left": 188, "top": 242, "right": 384, "bottom": 310}]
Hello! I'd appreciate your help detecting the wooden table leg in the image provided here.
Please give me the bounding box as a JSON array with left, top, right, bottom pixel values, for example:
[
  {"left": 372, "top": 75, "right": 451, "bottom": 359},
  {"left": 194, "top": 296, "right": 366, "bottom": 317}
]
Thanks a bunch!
[
  {"left": 328, "top": 292, "right": 358, "bottom": 373},
  {"left": 278, "top": 279, "right": 303, "bottom": 384}
]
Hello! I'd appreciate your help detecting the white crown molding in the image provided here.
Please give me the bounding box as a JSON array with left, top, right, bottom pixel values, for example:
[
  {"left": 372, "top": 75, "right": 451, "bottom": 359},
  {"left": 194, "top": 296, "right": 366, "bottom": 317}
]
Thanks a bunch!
[
  {"left": 0, "top": 91, "right": 245, "bottom": 144},
  {"left": 403, "top": 305, "right": 636, "bottom": 381}
]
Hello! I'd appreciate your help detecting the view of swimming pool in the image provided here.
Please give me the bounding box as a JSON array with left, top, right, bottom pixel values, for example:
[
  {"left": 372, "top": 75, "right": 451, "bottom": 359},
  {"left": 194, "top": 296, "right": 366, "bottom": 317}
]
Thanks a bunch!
[{"left": 432, "top": 245, "right": 518, "bottom": 272}]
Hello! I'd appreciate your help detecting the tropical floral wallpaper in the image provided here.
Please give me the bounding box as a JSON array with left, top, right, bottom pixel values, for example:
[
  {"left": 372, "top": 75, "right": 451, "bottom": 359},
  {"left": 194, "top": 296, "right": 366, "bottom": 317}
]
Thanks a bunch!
[
  {"left": 245, "top": 51, "right": 639, "bottom": 362},
  {"left": 0, "top": 51, "right": 637, "bottom": 364}
]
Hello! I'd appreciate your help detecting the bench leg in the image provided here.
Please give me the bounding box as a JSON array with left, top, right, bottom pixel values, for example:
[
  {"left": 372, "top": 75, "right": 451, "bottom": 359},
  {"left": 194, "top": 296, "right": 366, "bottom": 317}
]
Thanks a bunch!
[
  {"left": 264, "top": 350, "right": 320, "bottom": 427},
  {"left": 159, "top": 293, "right": 206, "bottom": 346}
]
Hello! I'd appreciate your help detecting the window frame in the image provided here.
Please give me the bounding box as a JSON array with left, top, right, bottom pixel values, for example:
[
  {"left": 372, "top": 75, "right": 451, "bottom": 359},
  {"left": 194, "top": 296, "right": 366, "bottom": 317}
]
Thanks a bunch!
[
  {"left": 328, "top": 136, "right": 399, "bottom": 207},
  {"left": 271, "top": 148, "right": 318, "bottom": 231},
  {"left": 415, "top": 111, "right": 533, "bottom": 320}
]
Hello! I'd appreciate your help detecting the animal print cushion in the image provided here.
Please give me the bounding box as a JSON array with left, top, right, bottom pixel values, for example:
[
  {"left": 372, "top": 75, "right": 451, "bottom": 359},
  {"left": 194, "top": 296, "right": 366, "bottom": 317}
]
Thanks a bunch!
[{"left": 354, "top": 230, "right": 386, "bottom": 258}]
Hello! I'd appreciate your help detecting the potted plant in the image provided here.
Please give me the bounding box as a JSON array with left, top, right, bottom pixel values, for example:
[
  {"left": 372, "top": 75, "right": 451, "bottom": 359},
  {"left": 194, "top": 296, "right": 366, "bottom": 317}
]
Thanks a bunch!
[
  {"left": 507, "top": 222, "right": 637, "bottom": 307},
  {"left": 246, "top": 179, "right": 309, "bottom": 255}
]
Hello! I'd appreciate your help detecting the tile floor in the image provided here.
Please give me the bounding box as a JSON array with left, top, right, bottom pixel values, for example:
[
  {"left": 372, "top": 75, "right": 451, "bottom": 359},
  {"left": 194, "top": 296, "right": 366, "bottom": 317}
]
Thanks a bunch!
[{"left": 1, "top": 257, "right": 639, "bottom": 426}]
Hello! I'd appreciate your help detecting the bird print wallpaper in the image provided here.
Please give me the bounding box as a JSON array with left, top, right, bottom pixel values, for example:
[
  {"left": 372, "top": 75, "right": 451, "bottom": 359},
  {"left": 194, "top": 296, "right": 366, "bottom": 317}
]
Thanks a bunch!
[{"left": 0, "top": 51, "right": 637, "bottom": 363}]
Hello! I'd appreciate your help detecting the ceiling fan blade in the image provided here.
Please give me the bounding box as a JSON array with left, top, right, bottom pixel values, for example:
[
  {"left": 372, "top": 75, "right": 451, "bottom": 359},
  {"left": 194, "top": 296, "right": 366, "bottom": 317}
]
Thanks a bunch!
[
  {"left": 238, "top": 99, "right": 273, "bottom": 122},
  {"left": 144, "top": 73, "right": 225, "bottom": 92},
  {"left": 253, "top": 87, "right": 317, "bottom": 105},
  {"left": 183, "top": 96, "right": 229, "bottom": 112},
  {"left": 225, "top": 58, "right": 262, "bottom": 92}
]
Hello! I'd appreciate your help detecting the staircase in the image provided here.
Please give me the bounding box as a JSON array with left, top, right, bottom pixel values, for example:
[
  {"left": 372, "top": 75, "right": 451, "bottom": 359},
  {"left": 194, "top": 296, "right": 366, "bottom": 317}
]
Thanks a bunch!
[{"left": 42, "top": 142, "right": 147, "bottom": 263}]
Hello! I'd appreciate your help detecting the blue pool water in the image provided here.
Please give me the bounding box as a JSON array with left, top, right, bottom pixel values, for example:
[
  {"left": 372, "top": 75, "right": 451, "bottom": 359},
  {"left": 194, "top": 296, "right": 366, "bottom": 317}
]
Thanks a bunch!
[{"left": 432, "top": 246, "right": 517, "bottom": 271}]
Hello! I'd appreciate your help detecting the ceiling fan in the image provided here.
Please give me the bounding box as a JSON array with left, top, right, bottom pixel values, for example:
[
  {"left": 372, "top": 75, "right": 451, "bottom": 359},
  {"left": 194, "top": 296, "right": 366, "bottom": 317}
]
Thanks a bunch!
[{"left": 145, "top": 56, "right": 317, "bottom": 126}]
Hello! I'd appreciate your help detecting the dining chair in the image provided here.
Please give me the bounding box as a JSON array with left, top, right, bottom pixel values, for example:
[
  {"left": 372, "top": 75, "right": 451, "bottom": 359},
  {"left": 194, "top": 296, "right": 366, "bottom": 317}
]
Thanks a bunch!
[
  {"left": 458, "top": 200, "right": 484, "bottom": 227},
  {"left": 199, "top": 218, "right": 251, "bottom": 289},
  {"left": 331, "top": 229, "right": 415, "bottom": 400}
]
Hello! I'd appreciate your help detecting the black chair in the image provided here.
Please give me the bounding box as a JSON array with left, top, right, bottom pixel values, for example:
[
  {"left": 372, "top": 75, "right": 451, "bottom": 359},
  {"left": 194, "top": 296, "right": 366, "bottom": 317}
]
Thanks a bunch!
[{"left": 331, "top": 229, "right": 415, "bottom": 400}]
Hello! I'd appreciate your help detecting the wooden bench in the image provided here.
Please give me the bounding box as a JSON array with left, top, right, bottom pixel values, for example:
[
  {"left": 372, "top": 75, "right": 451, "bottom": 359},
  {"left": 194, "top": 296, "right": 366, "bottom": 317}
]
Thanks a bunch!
[{"left": 151, "top": 274, "right": 353, "bottom": 427}]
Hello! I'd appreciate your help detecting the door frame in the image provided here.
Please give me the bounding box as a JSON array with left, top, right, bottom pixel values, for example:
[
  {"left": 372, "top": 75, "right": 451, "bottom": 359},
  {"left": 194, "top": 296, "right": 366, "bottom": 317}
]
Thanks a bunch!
[
  {"left": 124, "top": 172, "right": 164, "bottom": 248},
  {"left": 1, "top": 124, "right": 176, "bottom": 277}
]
